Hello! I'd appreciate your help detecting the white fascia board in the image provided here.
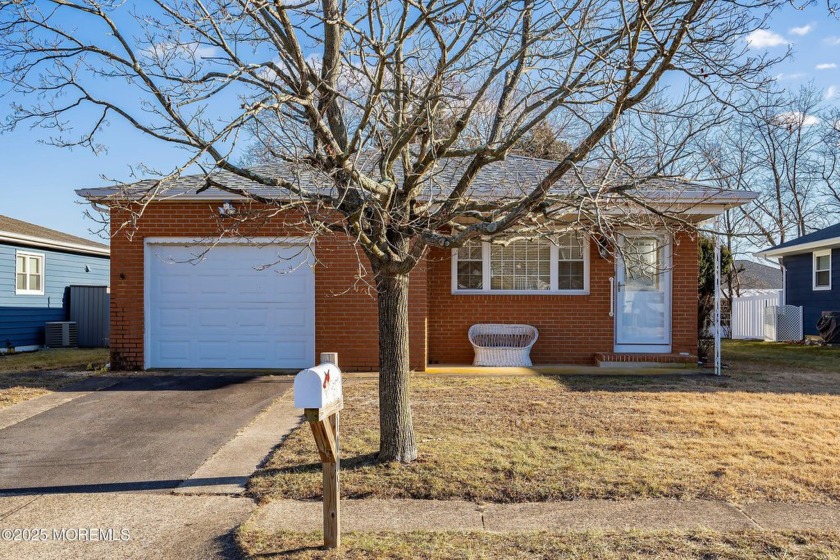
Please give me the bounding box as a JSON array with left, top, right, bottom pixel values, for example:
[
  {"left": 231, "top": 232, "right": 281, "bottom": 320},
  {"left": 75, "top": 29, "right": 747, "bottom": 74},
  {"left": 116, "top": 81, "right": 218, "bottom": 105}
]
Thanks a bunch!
[
  {"left": 0, "top": 231, "right": 110, "bottom": 257},
  {"left": 755, "top": 237, "right": 840, "bottom": 259}
]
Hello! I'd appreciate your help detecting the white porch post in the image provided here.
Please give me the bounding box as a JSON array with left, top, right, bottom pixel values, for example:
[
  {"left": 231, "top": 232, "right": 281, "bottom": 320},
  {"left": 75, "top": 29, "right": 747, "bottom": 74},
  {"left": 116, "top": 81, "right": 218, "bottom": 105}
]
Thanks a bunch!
[{"left": 713, "top": 218, "right": 722, "bottom": 376}]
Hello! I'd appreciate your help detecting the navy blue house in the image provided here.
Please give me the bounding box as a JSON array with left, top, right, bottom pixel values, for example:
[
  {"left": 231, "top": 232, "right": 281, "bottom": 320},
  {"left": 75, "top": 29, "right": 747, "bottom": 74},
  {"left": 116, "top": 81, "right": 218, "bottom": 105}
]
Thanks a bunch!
[
  {"left": 0, "top": 215, "right": 109, "bottom": 351},
  {"left": 758, "top": 223, "right": 840, "bottom": 336}
]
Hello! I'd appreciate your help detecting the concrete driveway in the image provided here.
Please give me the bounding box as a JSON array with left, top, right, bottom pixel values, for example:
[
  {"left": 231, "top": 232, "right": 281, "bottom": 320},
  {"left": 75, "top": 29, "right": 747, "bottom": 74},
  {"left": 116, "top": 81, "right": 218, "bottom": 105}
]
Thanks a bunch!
[{"left": 0, "top": 374, "right": 293, "bottom": 494}]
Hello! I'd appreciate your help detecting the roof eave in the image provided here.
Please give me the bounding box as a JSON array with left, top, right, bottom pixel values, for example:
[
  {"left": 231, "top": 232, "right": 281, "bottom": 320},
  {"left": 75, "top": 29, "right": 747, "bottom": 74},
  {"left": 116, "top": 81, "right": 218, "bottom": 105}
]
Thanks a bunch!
[
  {"left": 76, "top": 189, "right": 760, "bottom": 207},
  {"left": 755, "top": 236, "right": 840, "bottom": 259},
  {"left": 0, "top": 231, "right": 110, "bottom": 257}
]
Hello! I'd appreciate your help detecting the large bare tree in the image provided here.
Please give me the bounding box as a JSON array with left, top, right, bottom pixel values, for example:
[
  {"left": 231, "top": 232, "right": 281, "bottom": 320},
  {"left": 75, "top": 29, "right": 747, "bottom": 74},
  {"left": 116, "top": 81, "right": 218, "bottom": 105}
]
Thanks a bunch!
[
  {"left": 702, "top": 86, "right": 840, "bottom": 262},
  {"left": 1, "top": 0, "right": 776, "bottom": 462}
]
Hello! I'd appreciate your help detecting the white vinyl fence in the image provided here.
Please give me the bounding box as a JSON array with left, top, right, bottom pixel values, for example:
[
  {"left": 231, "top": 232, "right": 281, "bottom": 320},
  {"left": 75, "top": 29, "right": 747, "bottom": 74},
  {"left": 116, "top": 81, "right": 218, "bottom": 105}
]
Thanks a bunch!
[{"left": 731, "top": 291, "right": 782, "bottom": 340}]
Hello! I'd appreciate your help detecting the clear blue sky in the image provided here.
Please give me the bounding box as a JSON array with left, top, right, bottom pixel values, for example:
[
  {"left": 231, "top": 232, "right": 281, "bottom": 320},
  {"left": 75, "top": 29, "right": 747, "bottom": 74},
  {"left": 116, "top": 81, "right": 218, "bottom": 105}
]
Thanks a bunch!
[{"left": 0, "top": 3, "right": 838, "bottom": 243}]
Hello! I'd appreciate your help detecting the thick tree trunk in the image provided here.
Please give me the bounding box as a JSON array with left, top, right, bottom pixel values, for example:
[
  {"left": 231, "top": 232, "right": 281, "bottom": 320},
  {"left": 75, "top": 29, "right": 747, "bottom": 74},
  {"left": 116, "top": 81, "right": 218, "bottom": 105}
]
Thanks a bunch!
[{"left": 375, "top": 269, "right": 418, "bottom": 463}]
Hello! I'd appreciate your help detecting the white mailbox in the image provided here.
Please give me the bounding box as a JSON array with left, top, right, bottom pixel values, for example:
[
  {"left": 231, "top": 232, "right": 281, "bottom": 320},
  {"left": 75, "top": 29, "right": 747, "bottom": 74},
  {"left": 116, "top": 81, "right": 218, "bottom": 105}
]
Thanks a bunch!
[{"left": 294, "top": 363, "right": 343, "bottom": 410}]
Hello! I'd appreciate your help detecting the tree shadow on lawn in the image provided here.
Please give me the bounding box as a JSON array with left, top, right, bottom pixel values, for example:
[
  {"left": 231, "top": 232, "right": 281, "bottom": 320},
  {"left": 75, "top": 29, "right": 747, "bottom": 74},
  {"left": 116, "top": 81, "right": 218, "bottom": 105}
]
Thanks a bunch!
[
  {"left": 217, "top": 526, "right": 254, "bottom": 560},
  {"left": 541, "top": 365, "right": 840, "bottom": 397},
  {"left": 255, "top": 452, "right": 380, "bottom": 479}
]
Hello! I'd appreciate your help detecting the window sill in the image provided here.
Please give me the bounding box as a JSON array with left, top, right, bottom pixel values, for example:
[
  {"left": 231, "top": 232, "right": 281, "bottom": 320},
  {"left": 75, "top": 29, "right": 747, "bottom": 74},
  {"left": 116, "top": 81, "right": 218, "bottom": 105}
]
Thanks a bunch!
[
  {"left": 813, "top": 286, "right": 832, "bottom": 291},
  {"left": 15, "top": 290, "right": 45, "bottom": 296},
  {"left": 452, "top": 289, "right": 590, "bottom": 296}
]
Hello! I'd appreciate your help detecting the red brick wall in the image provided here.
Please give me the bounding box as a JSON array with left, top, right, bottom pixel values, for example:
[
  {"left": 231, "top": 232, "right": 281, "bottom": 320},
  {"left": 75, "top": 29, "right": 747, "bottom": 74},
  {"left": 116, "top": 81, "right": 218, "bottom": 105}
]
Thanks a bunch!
[
  {"left": 109, "top": 203, "right": 427, "bottom": 372},
  {"left": 314, "top": 235, "right": 427, "bottom": 371},
  {"left": 427, "top": 231, "right": 698, "bottom": 365},
  {"left": 671, "top": 231, "right": 699, "bottom": 356},
  {"left": 108, "top": 201, "right": 697, "bottom": 370}
]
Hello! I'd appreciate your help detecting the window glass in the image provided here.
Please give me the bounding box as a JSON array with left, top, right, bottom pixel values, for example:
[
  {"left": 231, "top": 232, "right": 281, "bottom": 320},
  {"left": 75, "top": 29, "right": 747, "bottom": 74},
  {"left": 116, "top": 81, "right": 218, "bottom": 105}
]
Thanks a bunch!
[
  {"left": 817, "top": 270, "right": 830, "bottom": 287},
  {"left": 30, "top": 271, "right": 41, "bottom": 292},
  {"left": 625, "top": 237, "right": 660, "bottom": 290},
  {"left": 816, "top": 254, "right": 830, "bottom": 270},
  {"left": 456, "top": 241, "right": 483, "bottom": 289},
  {"left": 490, "top": 240, "right": 551, "bottom": 291},
  {"left": 557, "top": 233, "right": 586, "bottom": 290}
]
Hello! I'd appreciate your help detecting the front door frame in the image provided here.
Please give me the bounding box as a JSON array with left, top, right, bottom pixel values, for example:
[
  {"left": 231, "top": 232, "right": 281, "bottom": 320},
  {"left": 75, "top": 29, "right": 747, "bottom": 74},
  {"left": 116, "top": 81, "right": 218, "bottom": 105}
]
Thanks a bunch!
[{"left": 614, "top": 232, "right": 673, "bottom": 353}]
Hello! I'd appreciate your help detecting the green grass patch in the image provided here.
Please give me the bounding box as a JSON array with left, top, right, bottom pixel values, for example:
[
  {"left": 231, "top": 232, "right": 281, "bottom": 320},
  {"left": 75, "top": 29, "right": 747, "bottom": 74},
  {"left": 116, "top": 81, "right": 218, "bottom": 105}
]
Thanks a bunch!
[
  {"left": 0, "top": 348, "right": 109, "bottom": 407},
  {"left": 0, "top": 348, "right": 109, "bottom": 374},
  {"left": 723, "top": 339, "right": 840, "bottom": 373}
]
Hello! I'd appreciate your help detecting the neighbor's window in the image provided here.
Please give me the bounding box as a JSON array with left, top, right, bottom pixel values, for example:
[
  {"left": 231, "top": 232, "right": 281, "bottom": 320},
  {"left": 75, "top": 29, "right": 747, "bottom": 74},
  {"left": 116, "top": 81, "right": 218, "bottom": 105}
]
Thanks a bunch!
[
  {"left": 454, "top": 234, "right": 588, "bottom": 293},
  {"left": 16, "top": 251, "right": 45, "bottom": 295},
  {"left": 814, "top": 250, "right": 831, "bottom": 290}
]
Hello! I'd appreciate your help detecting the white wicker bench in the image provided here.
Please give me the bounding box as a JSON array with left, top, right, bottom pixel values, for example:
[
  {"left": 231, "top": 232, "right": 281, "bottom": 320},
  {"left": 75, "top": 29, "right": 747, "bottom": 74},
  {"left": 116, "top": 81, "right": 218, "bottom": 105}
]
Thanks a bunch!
[{"left": 468, "top": 324, "right": 539, "bottom": 367}]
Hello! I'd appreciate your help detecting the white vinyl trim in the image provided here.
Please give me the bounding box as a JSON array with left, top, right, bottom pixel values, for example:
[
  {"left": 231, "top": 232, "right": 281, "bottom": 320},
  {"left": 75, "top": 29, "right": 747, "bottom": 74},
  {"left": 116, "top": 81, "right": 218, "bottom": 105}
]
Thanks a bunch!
[
  {"left": 757, "top": 236, "right": 840, "bottom": 259},
  {"left": 0, "top": 345, "right": 41, "bottom": 354},
  {"left": 143, "top": 236, "right": 312, "bottom": 245},
  {"left": 14, "top": 250, "right": 45, "bottom": 296},
  {"left": 0, "top": 231, "right": 109, "bottom": 257},
  {"left": 813, "top": 249, "right": 832, "bottom": 291}
]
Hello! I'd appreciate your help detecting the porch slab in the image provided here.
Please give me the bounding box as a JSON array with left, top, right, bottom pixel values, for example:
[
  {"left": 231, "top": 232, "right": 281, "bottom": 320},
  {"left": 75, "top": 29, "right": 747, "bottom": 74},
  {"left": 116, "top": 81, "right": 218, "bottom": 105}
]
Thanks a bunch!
[{"left": 424, "top": 364, "right": 704, "bottom": 376}]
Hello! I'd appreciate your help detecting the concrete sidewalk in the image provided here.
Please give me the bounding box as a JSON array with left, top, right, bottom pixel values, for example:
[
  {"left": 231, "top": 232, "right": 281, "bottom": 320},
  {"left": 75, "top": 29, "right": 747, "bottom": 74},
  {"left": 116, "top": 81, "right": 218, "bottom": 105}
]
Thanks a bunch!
[
  {"left": 0, "top": 493, "right": 254, "bottom": 560},
  {"left": 248, "top": 498, "right": 840, "bottom": 533}
]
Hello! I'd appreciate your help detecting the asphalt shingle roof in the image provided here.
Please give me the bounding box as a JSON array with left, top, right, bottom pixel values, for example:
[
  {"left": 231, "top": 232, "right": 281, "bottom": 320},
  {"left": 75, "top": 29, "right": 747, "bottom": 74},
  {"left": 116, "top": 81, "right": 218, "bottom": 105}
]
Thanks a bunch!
[
  {"left": 764, "top": 223, "right": 840, "bottom": 253},
  {"left": 733, "top": 259, "right": 783, "bottom": 290},
  {"left": 0, "top": 215, "right": 109, "bottom": 252},
  {"left": 75, "top": 155, "right": 755, "bottom": 206}
]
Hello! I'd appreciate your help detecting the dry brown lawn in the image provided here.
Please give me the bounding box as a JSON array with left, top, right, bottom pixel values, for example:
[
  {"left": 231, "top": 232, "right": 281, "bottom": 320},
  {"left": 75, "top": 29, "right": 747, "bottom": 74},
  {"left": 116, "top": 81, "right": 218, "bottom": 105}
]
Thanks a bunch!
[
  {"left": 722, "top": 339, "right": 840, "bottom": 373},
  {"left": 249, "top": 347, "right": 840, "bottom": 504},
  {"left": 0, "top": 348, "right": 109, "bottom": 408},
  {"left": 236, "top": 528, "right": 840, "bottom": 559}
]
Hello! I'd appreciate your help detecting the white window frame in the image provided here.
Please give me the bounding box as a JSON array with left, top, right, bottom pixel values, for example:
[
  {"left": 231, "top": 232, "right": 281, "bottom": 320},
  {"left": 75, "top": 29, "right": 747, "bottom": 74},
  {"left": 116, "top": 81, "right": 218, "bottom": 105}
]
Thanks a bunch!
[
  {"left": 451, "top": 236, "right": 590, "bottom": 295},
  {"left": 813, "top": 249, "right": 832, "bottom": 291},
  {"left": 15, "top": 250, "right": 45, "bottom": 296}
]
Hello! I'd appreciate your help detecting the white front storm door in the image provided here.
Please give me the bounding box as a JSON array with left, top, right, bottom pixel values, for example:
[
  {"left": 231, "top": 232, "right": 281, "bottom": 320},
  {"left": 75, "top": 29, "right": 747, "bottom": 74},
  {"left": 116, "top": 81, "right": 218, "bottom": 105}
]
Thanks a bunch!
[{"left": 614, "top": 234, "right": 672, "bottom": 353}]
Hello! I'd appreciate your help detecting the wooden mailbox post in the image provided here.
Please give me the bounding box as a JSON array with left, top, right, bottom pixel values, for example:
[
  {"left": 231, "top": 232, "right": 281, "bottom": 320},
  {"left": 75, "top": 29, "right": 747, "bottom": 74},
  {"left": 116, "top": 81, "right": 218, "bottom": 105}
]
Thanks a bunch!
[{"left": 293, "top": 362, "right": 343, "bottom": 549}]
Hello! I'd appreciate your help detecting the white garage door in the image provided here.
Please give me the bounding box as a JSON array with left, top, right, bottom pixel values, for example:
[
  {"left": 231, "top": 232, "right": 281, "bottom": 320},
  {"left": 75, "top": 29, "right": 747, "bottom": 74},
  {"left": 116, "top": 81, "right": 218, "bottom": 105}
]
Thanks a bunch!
[{"left": 145, "top": 241, "right": 315, "bottom": 369}]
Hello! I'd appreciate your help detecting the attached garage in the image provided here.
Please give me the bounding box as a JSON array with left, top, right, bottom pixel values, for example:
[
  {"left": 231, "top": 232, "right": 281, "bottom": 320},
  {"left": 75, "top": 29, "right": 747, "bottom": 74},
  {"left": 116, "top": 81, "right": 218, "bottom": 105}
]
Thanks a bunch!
[{"left": 144, "top": 239, "right": 315, "bottom": 369}]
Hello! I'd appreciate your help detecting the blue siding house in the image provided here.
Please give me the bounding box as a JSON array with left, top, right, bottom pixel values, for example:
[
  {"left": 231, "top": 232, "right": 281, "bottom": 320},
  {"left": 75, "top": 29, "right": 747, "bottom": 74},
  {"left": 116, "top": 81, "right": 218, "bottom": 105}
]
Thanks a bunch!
[
  {"left": 0, "top": 215, "right": 109, "bottom": 351},
  {"left": 758, "top": 223, "right": 840, "bottom": 336}
]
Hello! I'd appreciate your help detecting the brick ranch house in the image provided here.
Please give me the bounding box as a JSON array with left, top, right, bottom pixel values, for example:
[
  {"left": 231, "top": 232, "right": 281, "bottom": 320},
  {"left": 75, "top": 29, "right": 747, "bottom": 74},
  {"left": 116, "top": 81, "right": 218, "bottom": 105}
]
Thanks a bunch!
[{"left": 77, "top": 157, "right": 756, "bottom": 372}]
